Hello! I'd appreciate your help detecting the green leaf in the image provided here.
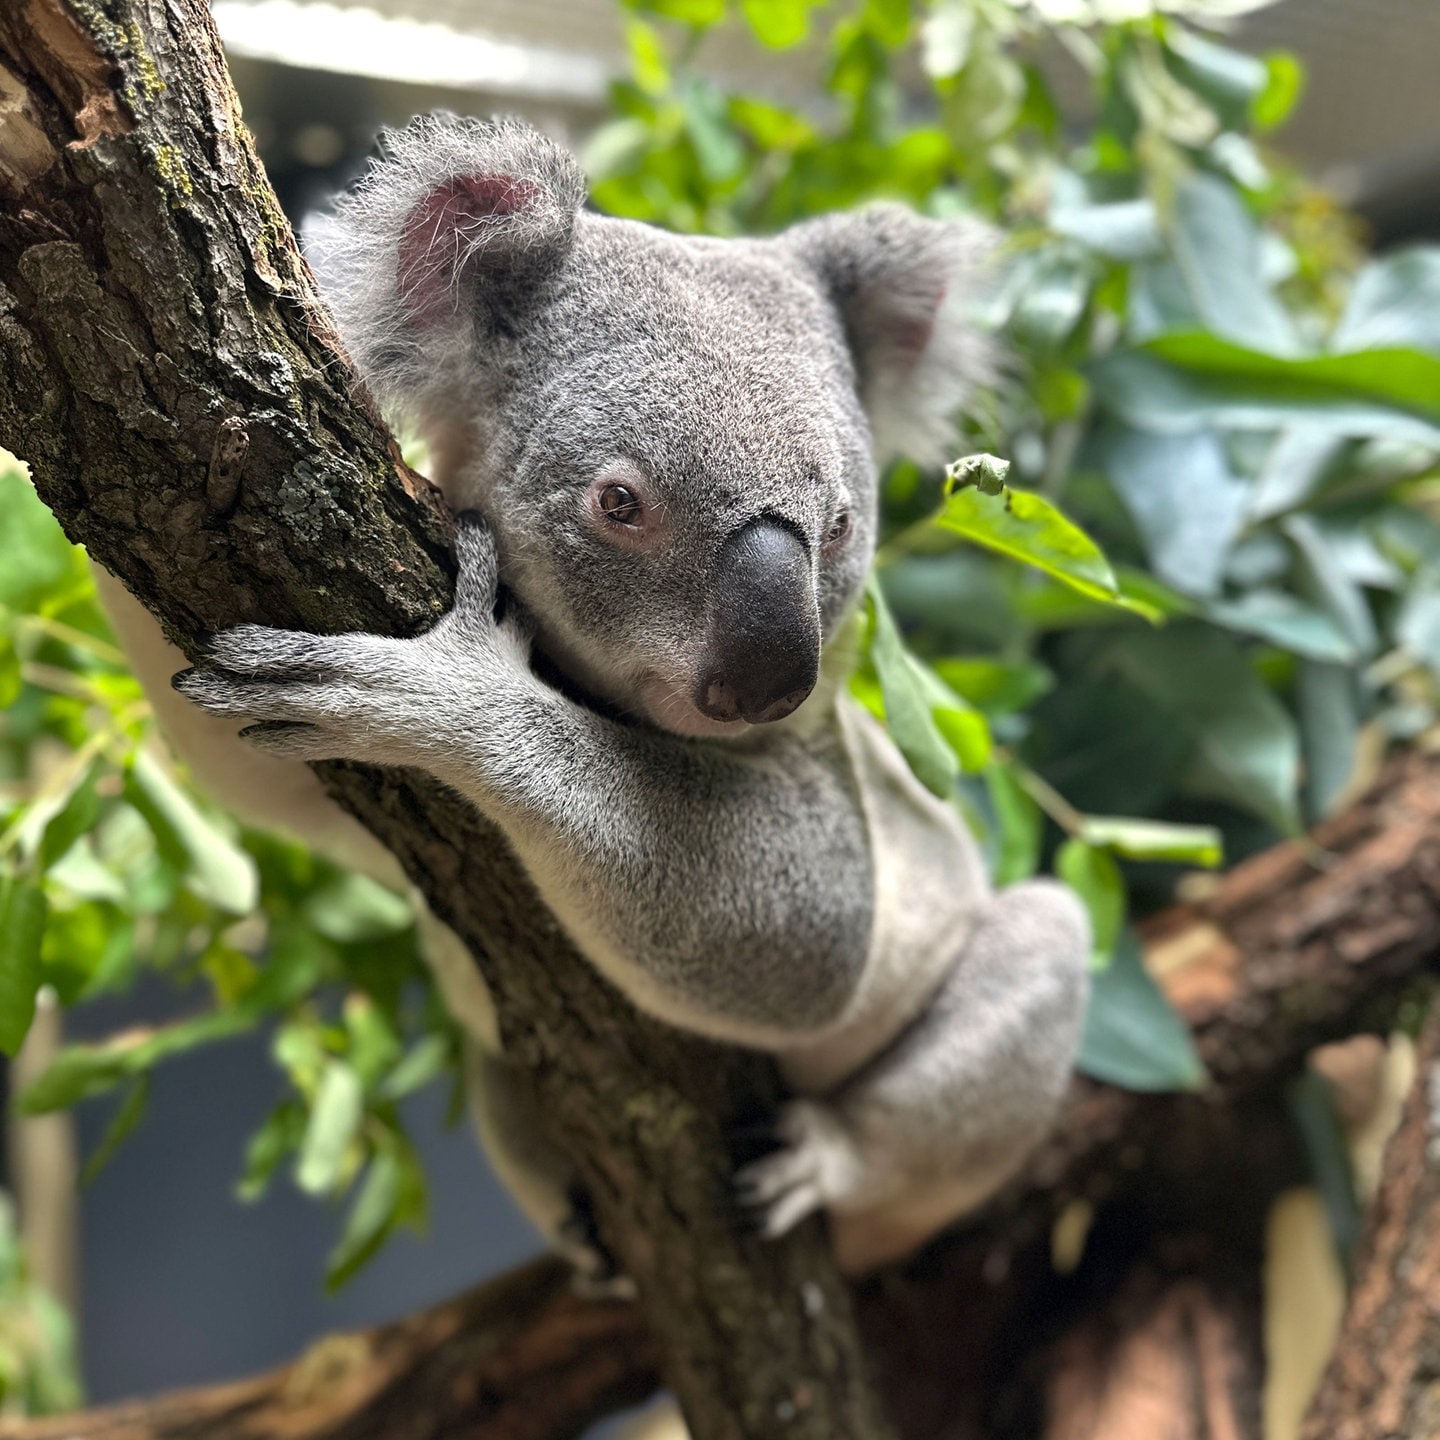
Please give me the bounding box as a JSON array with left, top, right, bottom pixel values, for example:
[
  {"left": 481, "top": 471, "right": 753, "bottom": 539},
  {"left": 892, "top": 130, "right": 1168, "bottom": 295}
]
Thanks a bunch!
[
  {"left": 1076, "top": 816, "right": 1223, "bottom": 868},
  {"left": 0, "top": 877, "right": 47, "bottom": 1057},
  {"left": 304, "top": 873, "right": 412, "bottom": 944},
  {"left": 326, "top": 1149, "right": 401, "bottom": 1291},
  {"left": 0, "top": 639, "right": 19, "bottom": 709},
  {"left": 1205, "top": 591, "right": 1358, "bottom": 664},
  {"left": 1287, "top": 1068, "right": 1361, "bottom": 1262},
  {"left": 80, "top": 1074, "right": 149, "bottom": 1186},
  {"left": 1051, "top": 198, "right": 1163, "bottom": 261},
  {"left": 624, "top": 0, "right": 723, "bottom": 25},
  {"left": 741, "top": 0, "right": 811, "bottom": 48},
  {"left": 19, "top": 1042, "right": 132, "bottom": 1113},
  {"left": 981, "top": 764, "right": 1042, "bottom": 886},
  {"left": 1296, "top": 661, "right": 1360, "bottom": 821},
  {"left": 236, "top": 1101, "right": 305, "bottom": 1203},
  {"left": 379, "top": 1033, "right": 453, "bottom": 1102},
  {"left": 1078, "top": 930, "right": 1206, "bottom": 1093},
  {"left": 296, "top": 1061, "right": 365, "bottom": 1196},
  {"left": 1090, "top": 349, "right": 1440, "bottom": 447},
  {"left": 0, "top": 470, "right": 81, "bottom": 613},
  {"left": 1332, "top": 248, "right": 1440, "bottom": 355},
  {"left": 39, "top": 762, "right": 101, "bottom": 869},
  {"left": 1106, "top": 626, "right": 1302, "bottom": 834},
  {"left": 866, "top": 579, "right": 957, "bottom": 797},
  {"left": 1254, "top": 51, "right": 1304, "bottom": 131},
  {"left": 1097, "top": 426, "right": 1247, "bottom": 598},
  {"left": 930, "top": 657, "right": 1052, "bottom": 715},
  {"left": 1145, "top": 333, "right": 1440, "bottom": 422},
  {"left": 930, "top": 477, "right": 1155, "bottom": 617},
  {"left": 125, "top": 753, "right": 258, "bottom": 915},
  {"left": 1169, "top": 173, "right": 1300, "bottom": 355},
  {"left": 1056, "top": 839, "right": 1124, "bottom": 966}
]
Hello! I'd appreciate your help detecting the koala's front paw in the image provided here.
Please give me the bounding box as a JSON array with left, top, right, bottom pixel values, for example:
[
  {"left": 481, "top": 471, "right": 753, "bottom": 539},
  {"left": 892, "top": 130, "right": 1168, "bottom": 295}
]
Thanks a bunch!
[
  {"left": 172, "top": 625, "right": 413, "bottom": 763},
  {"left": 733, "top": 1100, "right": 865, "bottom": 1240},
  {"left": 174, "top": 514, "right": 519, "bottom": 767}
]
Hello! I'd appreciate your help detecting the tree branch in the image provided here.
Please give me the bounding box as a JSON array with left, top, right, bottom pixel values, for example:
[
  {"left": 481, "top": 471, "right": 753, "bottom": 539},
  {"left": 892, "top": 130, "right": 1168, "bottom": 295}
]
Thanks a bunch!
[
  {"left": 0, "top": 5, "right": 891, "bottom": 1438},
  {"left": 1301, "top": 988, "right": 1440, "bottom": 1440},
  {"left": 0, "top": 1260, "right": 659, "bottom": 1440}
]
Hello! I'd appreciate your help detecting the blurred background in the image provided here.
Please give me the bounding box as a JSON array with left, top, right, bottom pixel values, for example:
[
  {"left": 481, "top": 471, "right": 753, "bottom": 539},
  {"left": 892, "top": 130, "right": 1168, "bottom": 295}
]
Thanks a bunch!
[{"left": 4, "top": 0, "right": 1440, "bottom": 1418}]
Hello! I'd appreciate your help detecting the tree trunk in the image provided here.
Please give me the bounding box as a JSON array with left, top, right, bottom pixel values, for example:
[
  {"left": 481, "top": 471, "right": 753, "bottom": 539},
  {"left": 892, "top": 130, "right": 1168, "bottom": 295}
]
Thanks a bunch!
[{"left": 0, "top": 4, "right": 893, "bottom": 1438}]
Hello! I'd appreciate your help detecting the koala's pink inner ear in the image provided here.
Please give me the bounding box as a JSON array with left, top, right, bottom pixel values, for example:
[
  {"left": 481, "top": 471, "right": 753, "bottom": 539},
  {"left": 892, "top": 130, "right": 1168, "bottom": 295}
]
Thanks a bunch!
[
  {"left": 882, "top": 279, "right": 947, "bottom": 370},
  {"left": 397, "top": 174, "right": 542, "bottom": 328}
]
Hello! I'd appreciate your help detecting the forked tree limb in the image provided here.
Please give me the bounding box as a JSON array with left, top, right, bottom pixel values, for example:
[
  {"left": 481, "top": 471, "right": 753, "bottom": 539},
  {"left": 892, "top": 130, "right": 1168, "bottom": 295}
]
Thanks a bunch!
[
  {"left": 1, "top": 754, "right": 1437, "bottom": 1440},
  {"left": 0, "top": 5, "right": 890, "bottom": 1438}
]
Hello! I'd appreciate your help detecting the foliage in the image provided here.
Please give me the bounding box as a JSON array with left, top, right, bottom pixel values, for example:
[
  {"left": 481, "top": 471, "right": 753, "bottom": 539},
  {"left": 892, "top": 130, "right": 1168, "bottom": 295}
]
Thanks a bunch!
[
  {"left": 0, "top": 468, "right": 458, "bottom": 1313},
  {"left": 3, "top": 0, "right": 1440, "bottom": 1334},
  {"left": 0, "top": 1193, "right": 80, "bottom": 1413}
]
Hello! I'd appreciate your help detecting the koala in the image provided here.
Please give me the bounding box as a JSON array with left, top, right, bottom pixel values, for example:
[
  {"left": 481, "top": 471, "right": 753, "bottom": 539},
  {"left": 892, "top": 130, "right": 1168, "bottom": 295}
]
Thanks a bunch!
[{"left": 108, "top": 115, "right": 1089, "bottom": 1277}]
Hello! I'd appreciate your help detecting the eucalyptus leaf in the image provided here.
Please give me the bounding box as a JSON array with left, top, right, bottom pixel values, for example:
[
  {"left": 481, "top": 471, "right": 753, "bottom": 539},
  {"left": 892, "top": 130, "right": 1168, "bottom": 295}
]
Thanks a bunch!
[
  {"left": 296, "top": 1061, "right": 365, "bottom": 1196},
  {"left": 0, "top": 876, "right": 47, "bottom": 1057},
  {"left": 1077, "top": 930, "right": 1206, "bottom": 1093},
  {"left": 1097, "top": 426, "right": 1248, "bottom": 597},
  {"left": 1332, "top": 248, "right": 1440, "bottom": 355},
  {"left": 1090, "top": 350, "right": 1440, "bottom": 446},
  {"left": 1106, "top": 626, "right": 1302, "bottom": 834},
  {"left": 125, "top": 753, "right": 258, "bottom": 915},
  {"left": 866, "top": 580, "right": 958, "bottom": 798},
  {"left": 1077, "top": 816, "right": 1223, "bottom": 867},
  {"left": 1056, "top": 838, "right": 1124, "bottom": 966},
  {"left": 1170, "top": 173, "right": 1300, "bottom": 355},
  {"left": 1205, "top": 591, "right": 1357, "bottom": 664},
  {"left": 929, "top": 482, "right": 1153, "bottom": 616}
]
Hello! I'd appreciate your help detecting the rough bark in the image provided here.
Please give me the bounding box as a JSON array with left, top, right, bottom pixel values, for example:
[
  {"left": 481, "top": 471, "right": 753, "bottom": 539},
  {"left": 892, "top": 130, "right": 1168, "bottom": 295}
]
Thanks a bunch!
[
  {"left": 0, "top": 5, "right": 892, "bottom": 1439},
  {"left": 0, "top": 1259, "right": 659, "bottom": 1440},
  {"left": 1300, "top": 993, "right": 1440, "bottom": 1440}
]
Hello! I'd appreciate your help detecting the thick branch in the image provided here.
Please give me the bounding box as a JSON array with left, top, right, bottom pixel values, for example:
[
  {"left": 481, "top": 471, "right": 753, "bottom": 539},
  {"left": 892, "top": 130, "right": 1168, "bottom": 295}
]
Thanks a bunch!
[
  {"left": 0, "top": 5, "right": 889, "bottom": 1438},
  {"left": 1300, "top": 989, "right": 1440, "bottom": 1440},
  {"left": 0, "top": 1260, "right": 659, "bottom": 1440}
]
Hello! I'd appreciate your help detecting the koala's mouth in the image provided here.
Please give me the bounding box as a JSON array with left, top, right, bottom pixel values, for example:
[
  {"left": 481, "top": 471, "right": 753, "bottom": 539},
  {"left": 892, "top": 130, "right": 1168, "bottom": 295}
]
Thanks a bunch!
[{"left": 639, "top": 675, "right": 754, "bottom": 739}]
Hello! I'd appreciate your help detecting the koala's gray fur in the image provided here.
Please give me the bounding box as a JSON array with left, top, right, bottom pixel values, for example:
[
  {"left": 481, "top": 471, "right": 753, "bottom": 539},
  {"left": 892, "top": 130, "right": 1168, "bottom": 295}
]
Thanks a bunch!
[{"left": 153, "top": 115, "right": 1089, "bottom": 1275}]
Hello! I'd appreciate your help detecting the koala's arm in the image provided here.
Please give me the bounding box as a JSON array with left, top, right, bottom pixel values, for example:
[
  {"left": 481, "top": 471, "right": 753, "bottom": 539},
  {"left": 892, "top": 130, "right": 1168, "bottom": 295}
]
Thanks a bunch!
[{"left": 177, "top": 517, "right": 875, "bottom": 1048}]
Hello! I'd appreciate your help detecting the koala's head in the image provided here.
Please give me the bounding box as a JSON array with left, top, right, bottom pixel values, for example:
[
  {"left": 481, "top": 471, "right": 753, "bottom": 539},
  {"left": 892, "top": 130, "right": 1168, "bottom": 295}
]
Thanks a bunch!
[{"left": 308, "top": 116, "right": 992, "bottom": 739}]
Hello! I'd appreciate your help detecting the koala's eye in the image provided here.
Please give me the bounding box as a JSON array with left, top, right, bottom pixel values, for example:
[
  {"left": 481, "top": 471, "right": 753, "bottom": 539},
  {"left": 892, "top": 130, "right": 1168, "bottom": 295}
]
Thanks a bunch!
[
  {"left": 823, "top": 510, "right": 853, "bottom": 553},
  {"left": 599, "top": 483, "right": 644, "bottom": 527}
]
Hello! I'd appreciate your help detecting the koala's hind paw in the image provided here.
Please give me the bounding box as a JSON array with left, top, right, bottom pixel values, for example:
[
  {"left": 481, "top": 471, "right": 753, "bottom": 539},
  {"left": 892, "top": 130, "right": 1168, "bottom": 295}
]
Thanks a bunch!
[{"left": 733, "top": 1100, "right": 862, "bottom": 1240}]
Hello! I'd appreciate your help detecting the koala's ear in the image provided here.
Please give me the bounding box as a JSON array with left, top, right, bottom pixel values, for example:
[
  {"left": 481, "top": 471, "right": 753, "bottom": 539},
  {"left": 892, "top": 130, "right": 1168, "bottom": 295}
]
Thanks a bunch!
[
  {"left": 304, "top": 115, "right": 586, "bottom": 417},
  {"left": 783, "top": 204, "right": 996, "bottom": 467}
]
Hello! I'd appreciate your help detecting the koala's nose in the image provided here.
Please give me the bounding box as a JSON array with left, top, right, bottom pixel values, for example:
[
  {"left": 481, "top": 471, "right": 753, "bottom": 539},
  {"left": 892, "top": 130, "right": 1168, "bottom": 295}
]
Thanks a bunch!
[{"left": 696, "top": 517, "right": 820, "bottom": 726}]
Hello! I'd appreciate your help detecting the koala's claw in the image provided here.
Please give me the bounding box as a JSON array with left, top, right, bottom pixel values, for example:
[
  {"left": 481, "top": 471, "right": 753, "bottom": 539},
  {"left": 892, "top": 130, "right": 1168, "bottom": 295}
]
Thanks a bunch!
[{"left": 732, "top": 1099, "right": 860, "bottom": 1241}]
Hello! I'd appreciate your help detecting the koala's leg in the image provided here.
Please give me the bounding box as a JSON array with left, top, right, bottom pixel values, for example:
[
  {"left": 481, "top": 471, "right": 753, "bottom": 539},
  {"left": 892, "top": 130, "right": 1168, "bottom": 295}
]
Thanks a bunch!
[{"left": 737, "top": 879, "right": 1089, "bottom": 1274}]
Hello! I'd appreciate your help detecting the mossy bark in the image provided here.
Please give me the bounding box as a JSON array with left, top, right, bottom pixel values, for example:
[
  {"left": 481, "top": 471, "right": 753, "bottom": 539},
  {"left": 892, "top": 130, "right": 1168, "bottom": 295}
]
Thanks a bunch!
[{"left": 0, "top": 4, "right": 894, "bottom": 1437}]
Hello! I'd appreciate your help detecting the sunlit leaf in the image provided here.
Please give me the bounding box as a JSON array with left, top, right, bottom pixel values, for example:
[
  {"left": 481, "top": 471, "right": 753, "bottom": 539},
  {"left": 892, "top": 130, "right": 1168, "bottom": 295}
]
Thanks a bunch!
[
  {"left": 296, "top": 1061, "right": 364, "bottom": 1196},
  {"left": 1077, "top": 816, "right": 1223, "bottom": 867},
  {"left": 929, "top": 477, "right": 1156, "bottom": 618}
]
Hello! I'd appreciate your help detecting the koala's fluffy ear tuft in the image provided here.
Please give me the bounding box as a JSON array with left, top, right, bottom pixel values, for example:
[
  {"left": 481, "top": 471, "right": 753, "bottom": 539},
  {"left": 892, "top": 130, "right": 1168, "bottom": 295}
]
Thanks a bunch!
[
  {"left": 305, "top": 115, "right": 586, "bottom": 419},
  {"left": 785, "top": 204, "right": 997, "bottom": 467}
]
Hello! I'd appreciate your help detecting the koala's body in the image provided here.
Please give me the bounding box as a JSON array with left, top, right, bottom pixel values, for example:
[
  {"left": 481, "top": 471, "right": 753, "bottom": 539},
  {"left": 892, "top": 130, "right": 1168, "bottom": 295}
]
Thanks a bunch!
[{"left": 114, "top": 116, "right": 1089, "bottom": 1275}]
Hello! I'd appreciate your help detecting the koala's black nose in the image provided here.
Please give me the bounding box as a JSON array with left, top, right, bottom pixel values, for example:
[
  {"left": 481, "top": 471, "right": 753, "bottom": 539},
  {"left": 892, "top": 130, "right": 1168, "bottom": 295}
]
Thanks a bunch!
[{"left": 696, "top": 517, "right": 820, "bottom": 725}]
